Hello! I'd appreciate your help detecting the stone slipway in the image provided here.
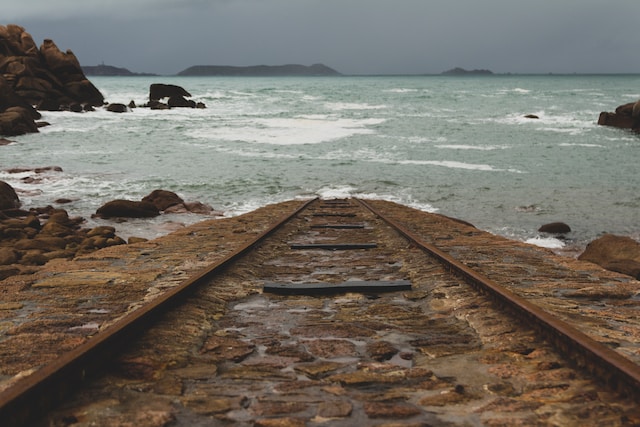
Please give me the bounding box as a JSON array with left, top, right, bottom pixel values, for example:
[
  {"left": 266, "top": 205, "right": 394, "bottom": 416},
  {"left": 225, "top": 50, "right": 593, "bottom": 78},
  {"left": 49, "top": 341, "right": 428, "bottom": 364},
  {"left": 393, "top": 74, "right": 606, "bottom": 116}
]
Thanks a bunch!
[{"left": 0, "top": 199, "right": 638, "bottom": 392}]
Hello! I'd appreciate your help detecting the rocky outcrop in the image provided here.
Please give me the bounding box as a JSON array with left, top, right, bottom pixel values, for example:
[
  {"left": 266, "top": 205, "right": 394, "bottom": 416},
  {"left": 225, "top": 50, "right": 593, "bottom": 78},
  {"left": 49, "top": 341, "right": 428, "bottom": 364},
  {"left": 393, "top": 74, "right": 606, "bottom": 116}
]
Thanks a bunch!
[
  {"left": 0, "top": 180, "right": 20, "bottom": 210},
  {"left": 597, "top": 100, "right": 640, "bottom": 132},
  {"left": 0, "top": 24, "right": 104, "bottom": 135},
  {"left": 96, "top": 189, "right": 217, "bottom": 219},
  {"left": 538, "top": 222, "right": 571, "bottom": 234},
  {"left": 149, "top": 84, "right": 191, "bottom": 101},
  {"left": 147, "top": 84, "right": 204, "bottom": 109},
  {"left": 0, "top": 181, "right": 127, "bottom": 278},
  {"left": 95, "top": 200, "right": 160, "bottom": 218},
  {"left": 578, "top": 234, "right": 640, "bottom": 279},
  {"left": 142, "top": 189, "right": 185, "bottom": 211}
]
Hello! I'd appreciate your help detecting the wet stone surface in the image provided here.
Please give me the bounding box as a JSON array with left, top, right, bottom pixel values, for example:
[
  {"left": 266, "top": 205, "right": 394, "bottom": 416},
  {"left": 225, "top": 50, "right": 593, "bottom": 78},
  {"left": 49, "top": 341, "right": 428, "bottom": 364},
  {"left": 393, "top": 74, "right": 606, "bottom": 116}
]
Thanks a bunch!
[{"left": 20, "top": 199, "right": 640, "bottom": 425}]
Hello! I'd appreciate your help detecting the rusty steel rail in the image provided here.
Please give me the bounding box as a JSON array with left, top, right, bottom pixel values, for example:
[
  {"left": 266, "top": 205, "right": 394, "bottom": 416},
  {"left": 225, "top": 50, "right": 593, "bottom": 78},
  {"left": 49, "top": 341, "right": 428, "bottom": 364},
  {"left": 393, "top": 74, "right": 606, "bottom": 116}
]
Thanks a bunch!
[
  {"left": 356, "top": 198, "right": 640, "bottom": 400},
  {"left": 0, "top": 198, "right": 317, "bottom": 427}
]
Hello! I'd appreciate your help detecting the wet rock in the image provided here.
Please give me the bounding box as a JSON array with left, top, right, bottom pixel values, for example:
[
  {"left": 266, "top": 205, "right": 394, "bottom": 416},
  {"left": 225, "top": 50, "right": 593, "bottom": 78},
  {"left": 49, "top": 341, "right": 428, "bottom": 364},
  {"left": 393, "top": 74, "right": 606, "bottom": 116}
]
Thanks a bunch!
[
  {"left": 367, "top": 340, "right": 399, "bottom": 361},
  {"left": 0, "top": 181, "right": 20, "bottom": 210},
  {"left": 95, "top": 200, "right": 160, "bottom": 218},
  {"left": 578, "top": 234, "right": 640, "bottom": 279},
  {"left": 0, "top": 25, "right": 104, "bottom": 114},
  {"left": 254, "top": 418, "right": 306, "bottom": 427},
  {"left": 0, "top": 106, "right": 39, "bottom": 136},
  {"left": 142, "top": 189, "right": 185, "bottom": 211},
  {"left": 538, "top": 222, "right": 571, "bottom": 234},
  {"left": 149, "top": 83, "right": 191, "bottom": 101},
  {"left": 598, "top": 100, "right": 640, "bottom": 132},
  {"left": 184, "top": 201, "right": 215, "bottom": 214},
  {"left": 106, "top": 103, "right": 128, "bottom": 113},
  {"left": 294, "top": 361, "right": 345, "bottom": 379},
  {"left": 363, "top": 401, "right": 421, "bottom": 419},
  {"left": 200, "top": 335, "right": 255, "bottom": 362},
  {"left": 0, "top": 247, "right": 19, "bottom": 265},
  {"left": 252, "top": 400, "right": 309, "bottom": 417},
  {"left": 317, "top": 401, "right": 352, "bottom": 418},
  {"left": 128, "top": 236, "right": 149, "bottom": 244},
  {"left": 168, "top": 95, "right": 196, "bottom": 108},
  {"left": 306, "top": 339, "right": 356, "bottom": 358}
]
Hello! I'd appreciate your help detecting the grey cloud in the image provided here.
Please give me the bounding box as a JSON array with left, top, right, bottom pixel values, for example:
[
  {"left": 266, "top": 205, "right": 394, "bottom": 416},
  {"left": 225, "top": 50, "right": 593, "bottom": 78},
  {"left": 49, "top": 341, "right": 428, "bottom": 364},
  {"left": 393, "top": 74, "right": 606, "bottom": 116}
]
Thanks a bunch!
[{"left": 4, "top": 0, "right": 639, "bottom": 75}]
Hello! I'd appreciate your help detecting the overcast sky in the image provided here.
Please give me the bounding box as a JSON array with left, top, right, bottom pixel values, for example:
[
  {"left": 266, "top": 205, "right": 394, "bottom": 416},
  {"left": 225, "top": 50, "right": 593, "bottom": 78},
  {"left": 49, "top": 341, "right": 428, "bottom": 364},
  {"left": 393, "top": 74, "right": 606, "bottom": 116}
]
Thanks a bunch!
[{"left": 4, "top": 0, "right": 639, "bottom": 75}]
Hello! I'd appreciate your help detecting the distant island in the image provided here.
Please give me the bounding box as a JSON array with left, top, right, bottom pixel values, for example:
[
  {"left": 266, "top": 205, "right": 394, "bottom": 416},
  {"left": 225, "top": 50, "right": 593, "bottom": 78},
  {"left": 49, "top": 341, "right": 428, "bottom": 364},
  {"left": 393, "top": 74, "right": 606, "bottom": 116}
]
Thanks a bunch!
[
  {"left": 177, "top": 63, "right": 341, "bottom": 77},
  {"left": 441, "top": 67, "right": 494, "bottom": 76},
  {"left": 82, "top": 64, "right": 157, "bottom": 76}
]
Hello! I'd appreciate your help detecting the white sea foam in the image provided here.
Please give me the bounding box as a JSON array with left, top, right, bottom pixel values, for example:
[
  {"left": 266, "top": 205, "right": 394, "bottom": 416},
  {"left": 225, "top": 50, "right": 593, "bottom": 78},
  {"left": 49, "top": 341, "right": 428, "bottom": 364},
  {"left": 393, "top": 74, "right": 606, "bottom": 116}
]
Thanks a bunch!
[
  {"left": 391, "top": 159, "right": 519, "bottom": 172},
  {"left": 558, "top": 143, "right": 604, "bottom": 148},
  {"left": 525, "top": 236, "right": 566, "bottom": 249},
  {"left": 314, "top": 186, "right": 437, "bottom": 213},
  {"left": 325, "top": 102, "right": 386, "bottom": 111},
  {"left": 188, "top": 117, "right": 384, "bottom": 145},
  {"left": 435, "top": 144, "right": 510, "bottom": 151},
  {"left": 385, "top": 88, "right": 420, "bottom": 93}
]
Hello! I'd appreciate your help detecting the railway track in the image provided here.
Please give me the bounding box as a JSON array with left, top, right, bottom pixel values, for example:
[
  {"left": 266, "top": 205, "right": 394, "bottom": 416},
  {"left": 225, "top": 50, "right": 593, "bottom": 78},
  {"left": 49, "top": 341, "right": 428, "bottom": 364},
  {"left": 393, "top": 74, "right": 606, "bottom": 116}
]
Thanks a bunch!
[{"left": 1, "top": 198, "right": 639, "bottom": 426}]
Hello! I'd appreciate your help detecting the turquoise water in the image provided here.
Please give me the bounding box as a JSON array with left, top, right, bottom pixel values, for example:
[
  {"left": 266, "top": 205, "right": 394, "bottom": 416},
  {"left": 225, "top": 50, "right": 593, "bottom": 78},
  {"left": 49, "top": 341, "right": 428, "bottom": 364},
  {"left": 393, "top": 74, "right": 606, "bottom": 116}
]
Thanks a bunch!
[{"left": 1, "top": 75, "right": 639, "bottom": 249}]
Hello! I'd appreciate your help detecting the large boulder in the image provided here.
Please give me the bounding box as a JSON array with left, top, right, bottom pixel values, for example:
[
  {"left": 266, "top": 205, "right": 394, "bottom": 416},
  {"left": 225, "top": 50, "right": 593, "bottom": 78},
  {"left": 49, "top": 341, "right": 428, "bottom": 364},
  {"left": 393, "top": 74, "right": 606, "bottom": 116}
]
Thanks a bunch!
[
  {"left": 0, "top": 106, "right": 39, "bottom": 136},
  {"left": 149, "top": 84, "right": 191, "bottom": 101},
  {"left": 538, "top": 222, "right": 571, "bottom": 234},
  {"left": 598, "top": 100, "right": 640, "bottom": 132},
  {"left": 0, "top": 24, "right": 104, "bottom": 117},
  {"left": 95, "top": 200, "right": 160, "bottom": 218},
  {"left": 0, "top": 75, "right": 40, "bottom": 135},
  {"left": 0, "top": 180, "right": 20, "bottom": 210},
  {"left": 578, "top": 234, "right": 640, "bottom": 279},
  {"left": 141, "top": 189, "right": 185, "bottom": 211}
]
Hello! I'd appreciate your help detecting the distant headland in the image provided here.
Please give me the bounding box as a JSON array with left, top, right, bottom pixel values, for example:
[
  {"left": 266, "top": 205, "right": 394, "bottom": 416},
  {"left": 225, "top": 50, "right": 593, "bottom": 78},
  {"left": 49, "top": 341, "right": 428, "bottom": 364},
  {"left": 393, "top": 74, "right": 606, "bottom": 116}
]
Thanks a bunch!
[
  {"left": 177, "top": 63, "right": 341, "bottom": 77},
  {"left": 441, "top": 67, "right": 494, "bottom": 76},
  {"left": 82, "top": 64, "right": 157, "bottom": 76}
]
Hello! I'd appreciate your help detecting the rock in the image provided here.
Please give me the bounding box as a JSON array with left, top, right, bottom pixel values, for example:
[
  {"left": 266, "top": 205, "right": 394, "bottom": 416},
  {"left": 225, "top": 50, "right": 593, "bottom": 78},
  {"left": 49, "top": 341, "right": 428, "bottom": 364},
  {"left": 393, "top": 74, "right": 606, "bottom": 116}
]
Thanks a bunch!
[
  {"left": 0, "top": 74, "right": 41, "bottom": 135},
  {"left": 578, "top": 234, "right": 640, "bottom": 279},
  {"left": 106, "top": 103, "right": 128, "bottom": 113},
  {"left": 0, "top": 138, "right": 14, "bottom": 145},
  {"left": 598, "top": 101, "right": 640, "bottom": 132},
  {"left": 0, "top": 247, "right": 19, "bottom": 265},
  {"left": 86, "top": 226, "right": 117, "bottom": 237},
  {"left": 147, "top": 100, "right": 170, "bottom": 110},
  {"left": 142, "top": 189, "right": 185, "bottom": 211},
  {"left": 128, "top": 236, "right": 149, "bottom": 244},
  {"left": 524, "top": 114, "right": 539, "bottom": 119},
  {"left": 0, "top": 24, "right": 104, "bottom": 118},
  {"left": 602, "top": 260, "right": 640, "bottom": 280},
  {"left": 0, "top": 181, "right": 20, "bottom": 210},
  {"left": 95, "top": 200, "right": 160, "bottom": 218},
  {"left": 149, "top": 84, "right": 191, "bottom": 101},
  {"left": 0, "top": 106, "right": 39, "bottom": 136},
  {"left": 0, "top": 202, "right": 128, "bottom": 279},
  {"left": 538, "top": 222, "right": 571, "bottom": 234},
  {"left": 184, "top": 201, "right": 215, "bottom": 214},
  {"left": 168, "top": 96, "right": 196, "bottom": 108}
]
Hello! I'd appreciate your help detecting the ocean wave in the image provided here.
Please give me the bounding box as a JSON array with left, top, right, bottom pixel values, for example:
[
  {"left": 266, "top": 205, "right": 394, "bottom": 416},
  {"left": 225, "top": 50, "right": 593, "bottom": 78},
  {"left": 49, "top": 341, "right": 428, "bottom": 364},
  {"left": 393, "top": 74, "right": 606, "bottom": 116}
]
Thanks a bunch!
[
  {"left": 325, "top": 102, "right": 387, "bottom": 111},
  {"left": 525, "top": 236, "right": 566, "bottom": 249},
  {"left": 558, "top": 143, "right": 604, "bottom": 148},
  {"left": 392, "top": 159, "right": 522, "bottom": 172},
  {"left": 435, "top": 144, "right": 510, "bottom": 151},
  {"left": 187, "top": 117, "right": 385, "bottom": 145}
]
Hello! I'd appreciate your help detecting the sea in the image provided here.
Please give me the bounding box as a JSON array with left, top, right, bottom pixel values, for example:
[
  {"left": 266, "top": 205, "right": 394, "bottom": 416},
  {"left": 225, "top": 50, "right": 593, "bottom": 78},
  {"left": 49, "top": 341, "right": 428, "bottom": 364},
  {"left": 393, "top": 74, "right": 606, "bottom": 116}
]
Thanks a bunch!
[{"left": 1, "top": 74, "right": 639, "bottom": 254}]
